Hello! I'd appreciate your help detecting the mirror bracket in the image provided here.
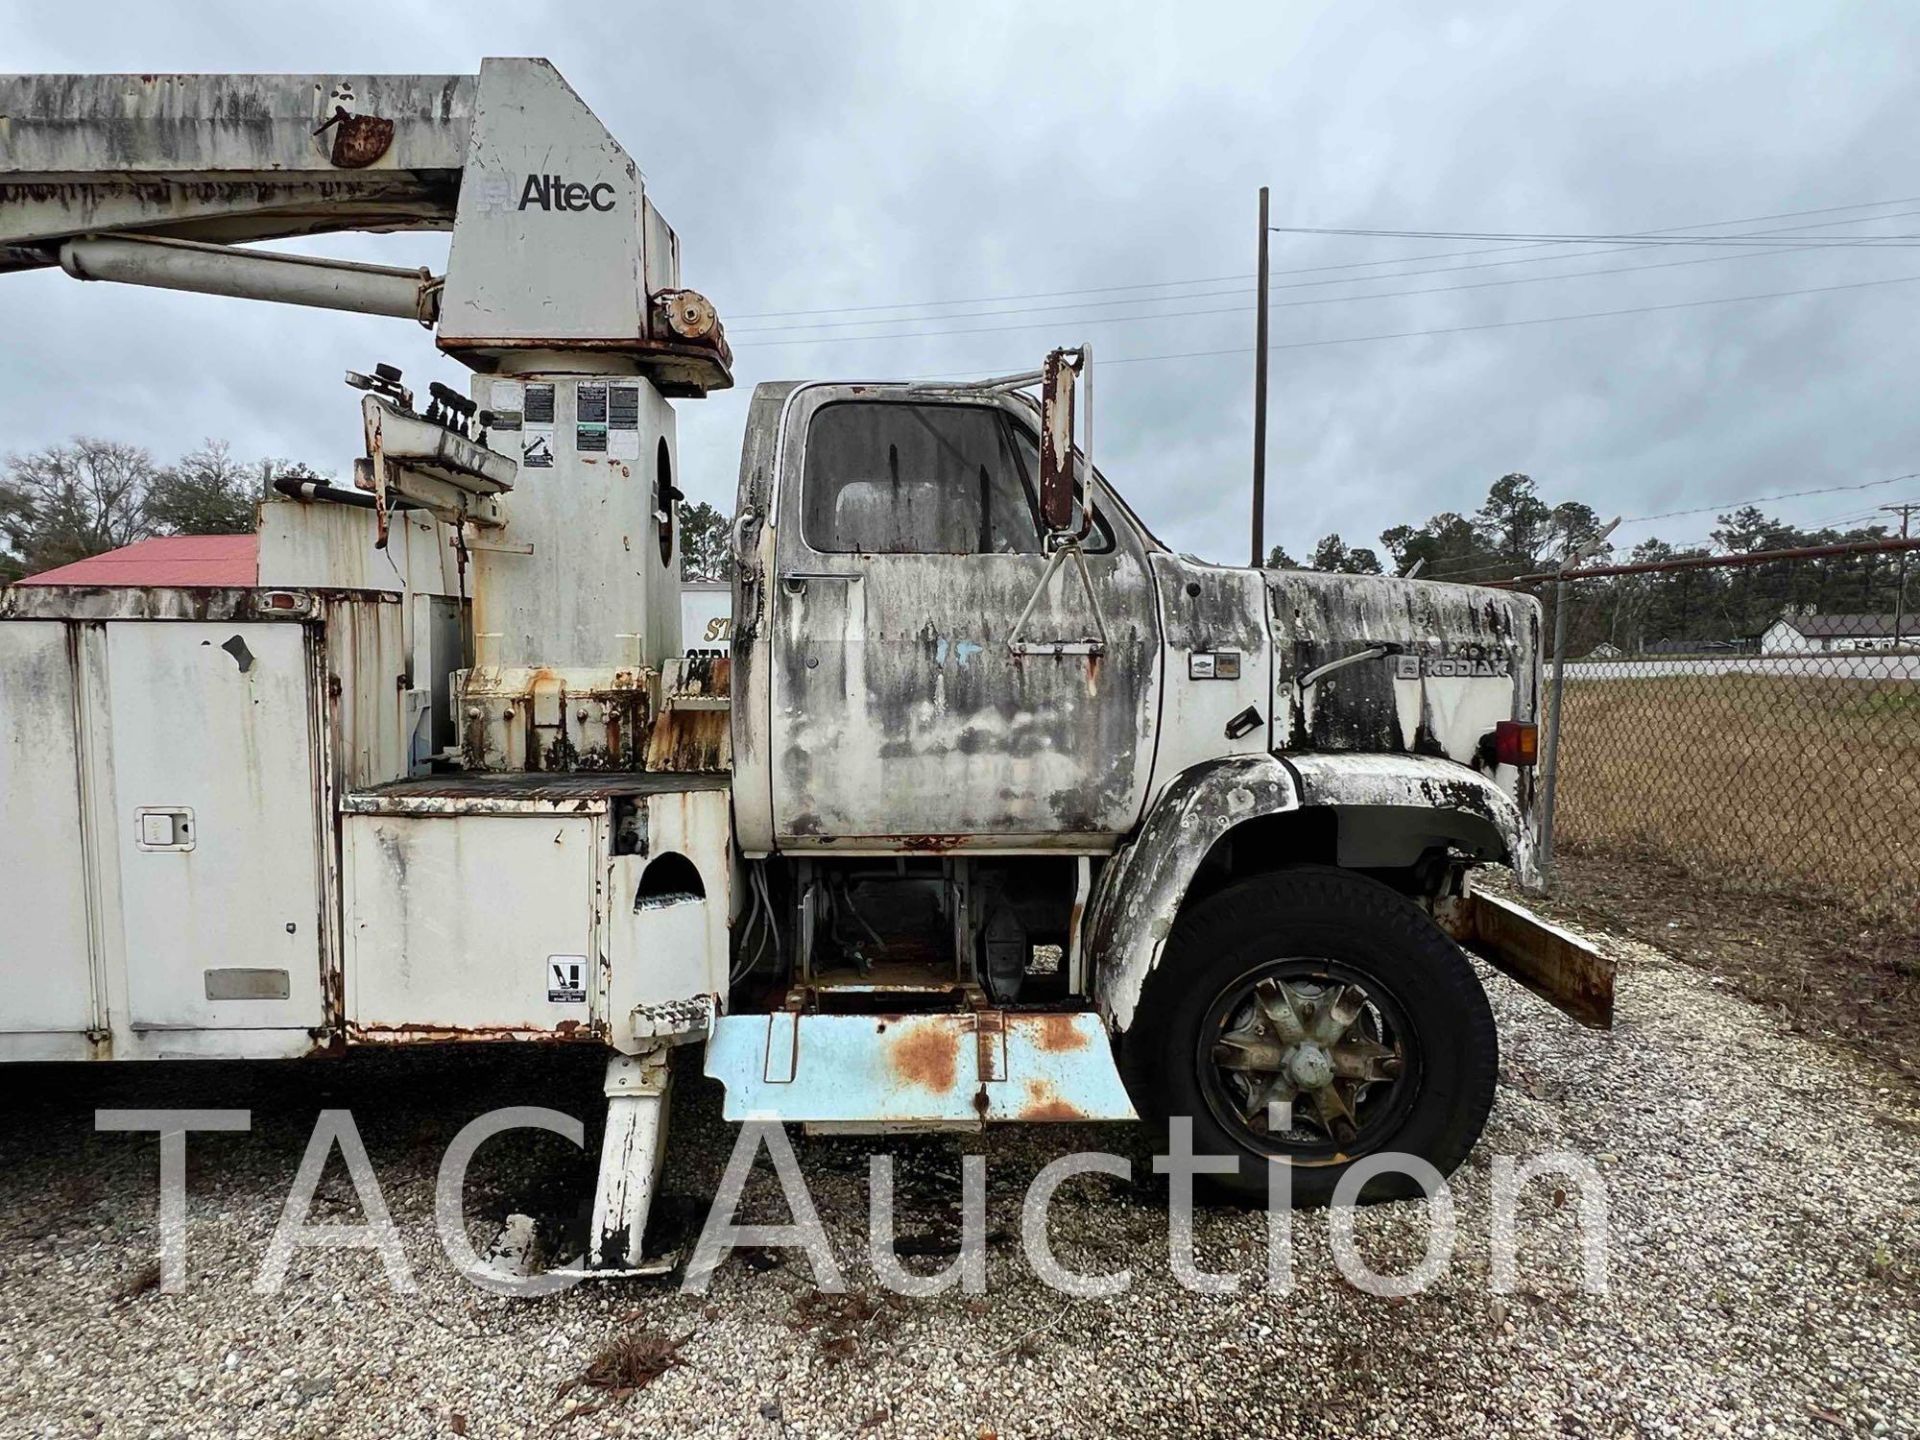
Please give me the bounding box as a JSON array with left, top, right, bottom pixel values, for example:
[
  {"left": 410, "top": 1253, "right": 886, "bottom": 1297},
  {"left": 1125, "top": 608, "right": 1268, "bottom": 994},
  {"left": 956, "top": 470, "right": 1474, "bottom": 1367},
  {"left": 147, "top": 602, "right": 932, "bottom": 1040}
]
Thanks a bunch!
[
  {"left": 1007, "top": 343, "right": 1108, "bottom": 658},
  {"left": 1006, "top": 536, "right": 1109, "bottom": 658}
]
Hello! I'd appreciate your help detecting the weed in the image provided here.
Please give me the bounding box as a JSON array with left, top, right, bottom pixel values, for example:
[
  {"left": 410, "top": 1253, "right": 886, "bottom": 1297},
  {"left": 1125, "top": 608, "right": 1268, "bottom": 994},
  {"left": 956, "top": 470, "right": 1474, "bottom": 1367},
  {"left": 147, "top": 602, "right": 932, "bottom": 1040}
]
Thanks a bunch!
[{"left": 556, "top": 1327, "right": 685, "bottom": 1413}]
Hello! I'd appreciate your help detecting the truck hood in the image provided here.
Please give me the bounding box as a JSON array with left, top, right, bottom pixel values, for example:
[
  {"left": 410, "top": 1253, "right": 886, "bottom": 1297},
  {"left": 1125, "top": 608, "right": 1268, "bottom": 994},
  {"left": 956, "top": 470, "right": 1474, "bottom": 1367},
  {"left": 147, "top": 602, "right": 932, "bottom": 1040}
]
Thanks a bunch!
[{"left": 1264, "top": 569, "right": 1542, "bottom": 778}]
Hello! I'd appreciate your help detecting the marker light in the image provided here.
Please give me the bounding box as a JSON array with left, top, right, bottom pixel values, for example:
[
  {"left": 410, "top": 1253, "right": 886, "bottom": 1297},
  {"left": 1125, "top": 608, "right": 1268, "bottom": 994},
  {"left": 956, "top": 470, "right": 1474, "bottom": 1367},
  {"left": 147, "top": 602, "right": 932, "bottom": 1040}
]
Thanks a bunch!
[{"left": 1494, "top": 720, "right": 1539, "bottom": 767}]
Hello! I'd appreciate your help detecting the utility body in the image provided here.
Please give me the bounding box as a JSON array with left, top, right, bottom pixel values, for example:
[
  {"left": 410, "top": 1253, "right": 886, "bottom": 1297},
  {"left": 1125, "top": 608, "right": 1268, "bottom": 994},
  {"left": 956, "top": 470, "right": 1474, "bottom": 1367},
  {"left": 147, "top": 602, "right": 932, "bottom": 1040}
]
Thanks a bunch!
[{"left": 0, "top": 61, "right": 1610, "bottom": 1269}]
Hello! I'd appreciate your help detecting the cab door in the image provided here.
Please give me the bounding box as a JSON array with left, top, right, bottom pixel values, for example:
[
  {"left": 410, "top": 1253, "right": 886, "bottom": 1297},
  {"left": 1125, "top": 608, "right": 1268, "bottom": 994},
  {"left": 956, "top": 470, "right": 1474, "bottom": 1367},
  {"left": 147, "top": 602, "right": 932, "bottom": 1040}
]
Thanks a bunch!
[{"left": 768, "top": 386, "right": 1160, "bottom": 847}]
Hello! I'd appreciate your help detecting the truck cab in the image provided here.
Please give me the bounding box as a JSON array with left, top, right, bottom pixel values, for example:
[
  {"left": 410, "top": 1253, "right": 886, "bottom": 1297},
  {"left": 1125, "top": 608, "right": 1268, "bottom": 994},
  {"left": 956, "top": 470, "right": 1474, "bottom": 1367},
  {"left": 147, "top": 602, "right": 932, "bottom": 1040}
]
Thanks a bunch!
[{"left": 702, "top": 361, "right": 1593, "bottom": 1208}]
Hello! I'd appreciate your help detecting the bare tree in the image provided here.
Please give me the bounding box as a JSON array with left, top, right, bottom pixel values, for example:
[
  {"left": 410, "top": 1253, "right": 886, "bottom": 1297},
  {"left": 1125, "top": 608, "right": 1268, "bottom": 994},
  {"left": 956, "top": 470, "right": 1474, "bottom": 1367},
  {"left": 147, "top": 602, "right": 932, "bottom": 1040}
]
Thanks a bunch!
[{"left": 0, "top": 438, "right": 159, "bottom": 579}]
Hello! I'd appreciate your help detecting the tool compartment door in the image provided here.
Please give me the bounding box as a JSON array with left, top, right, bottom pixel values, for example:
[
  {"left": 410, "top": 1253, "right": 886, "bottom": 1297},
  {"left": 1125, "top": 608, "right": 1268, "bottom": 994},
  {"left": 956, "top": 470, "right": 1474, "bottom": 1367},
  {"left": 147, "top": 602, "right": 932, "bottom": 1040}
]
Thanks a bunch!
[
  {"left": 0, "top": 622, "right": 96, "bottom": 1035},
  {"left": 105, "top": 622, "right": 325, "bottom": 1031},
  {"left": 344, "top": 811, "right": 600, "bottom": 1039}
]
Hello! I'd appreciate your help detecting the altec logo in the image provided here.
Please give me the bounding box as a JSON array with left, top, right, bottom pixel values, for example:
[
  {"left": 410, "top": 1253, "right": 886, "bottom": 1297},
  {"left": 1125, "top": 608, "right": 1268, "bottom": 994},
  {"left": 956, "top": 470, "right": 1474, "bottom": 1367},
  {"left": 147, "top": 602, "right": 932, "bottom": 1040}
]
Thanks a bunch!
[{"left": 518, "top": 174, "right": 616, "bottom": 213}]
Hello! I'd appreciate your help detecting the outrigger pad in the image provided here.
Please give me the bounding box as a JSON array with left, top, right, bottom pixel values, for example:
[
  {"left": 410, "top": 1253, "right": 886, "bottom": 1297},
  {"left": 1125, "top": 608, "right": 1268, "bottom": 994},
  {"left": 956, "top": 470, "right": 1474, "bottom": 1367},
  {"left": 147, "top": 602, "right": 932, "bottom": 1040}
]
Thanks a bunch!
[{"left": 704, "top": 1011, "right": 1138, "bottom": 1128}]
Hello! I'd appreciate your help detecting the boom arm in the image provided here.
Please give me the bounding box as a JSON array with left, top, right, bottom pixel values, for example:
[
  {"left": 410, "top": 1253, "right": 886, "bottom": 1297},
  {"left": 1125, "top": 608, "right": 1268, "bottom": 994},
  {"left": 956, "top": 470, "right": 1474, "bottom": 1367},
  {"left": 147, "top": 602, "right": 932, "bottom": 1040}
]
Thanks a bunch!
[
  {"left": 0, "top": 59, "right": 729, "bottom": 392},
  {"left": 0, "top": 72, "right": 473, "bottom": 267}
]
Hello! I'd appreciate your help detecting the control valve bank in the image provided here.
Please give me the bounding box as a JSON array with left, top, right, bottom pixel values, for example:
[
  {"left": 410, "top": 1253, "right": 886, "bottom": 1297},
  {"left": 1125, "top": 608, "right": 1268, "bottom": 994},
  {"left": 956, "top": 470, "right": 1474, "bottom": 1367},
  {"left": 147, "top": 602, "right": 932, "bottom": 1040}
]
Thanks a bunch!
[{"left": 0, "top": 61, "right": 1610, "bottom": 1269}]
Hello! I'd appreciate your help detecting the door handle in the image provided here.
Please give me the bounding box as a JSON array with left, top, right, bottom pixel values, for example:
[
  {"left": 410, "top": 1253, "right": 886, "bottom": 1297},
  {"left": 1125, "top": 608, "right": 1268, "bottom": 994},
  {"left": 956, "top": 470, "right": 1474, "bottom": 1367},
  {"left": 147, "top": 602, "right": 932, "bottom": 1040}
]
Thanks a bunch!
[{"left": 781, "top": 572, "right": 862, "bottom": 593}]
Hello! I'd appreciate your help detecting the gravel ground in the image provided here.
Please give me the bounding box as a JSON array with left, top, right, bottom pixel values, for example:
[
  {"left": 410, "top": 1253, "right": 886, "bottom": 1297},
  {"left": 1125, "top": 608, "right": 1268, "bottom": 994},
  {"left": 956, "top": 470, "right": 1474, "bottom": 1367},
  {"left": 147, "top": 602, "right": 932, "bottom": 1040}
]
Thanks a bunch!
[{"left": 2, "top": 924, "right": 1917, "bottom": 1439}]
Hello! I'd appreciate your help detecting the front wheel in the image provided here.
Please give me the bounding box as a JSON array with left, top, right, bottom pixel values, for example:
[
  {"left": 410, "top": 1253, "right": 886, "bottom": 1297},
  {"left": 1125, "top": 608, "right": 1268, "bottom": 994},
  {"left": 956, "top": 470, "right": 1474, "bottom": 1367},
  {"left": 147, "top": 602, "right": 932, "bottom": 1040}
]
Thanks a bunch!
[{"left": 1122, "top": 867, "right": 1498, "bottom": 1206}]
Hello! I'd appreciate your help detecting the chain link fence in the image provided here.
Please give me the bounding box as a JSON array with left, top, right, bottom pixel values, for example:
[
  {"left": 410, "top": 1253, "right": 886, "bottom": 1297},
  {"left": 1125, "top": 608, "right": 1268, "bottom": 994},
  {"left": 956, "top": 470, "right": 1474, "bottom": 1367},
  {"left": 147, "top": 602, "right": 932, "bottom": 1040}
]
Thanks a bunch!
[{"left": 1522, "top": 540, "right": 1919, "bottom": 930}]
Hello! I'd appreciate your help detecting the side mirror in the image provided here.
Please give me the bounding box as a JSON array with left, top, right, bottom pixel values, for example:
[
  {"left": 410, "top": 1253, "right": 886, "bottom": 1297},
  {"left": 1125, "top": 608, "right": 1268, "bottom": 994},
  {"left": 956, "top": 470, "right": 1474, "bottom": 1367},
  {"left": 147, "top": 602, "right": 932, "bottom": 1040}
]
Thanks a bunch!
[
  {"left": 1008, "top": 345, "right": 1108, "bottom": 657},
  {"left": 1038, "top": 347, "right": 1080, "bottom": 534}
]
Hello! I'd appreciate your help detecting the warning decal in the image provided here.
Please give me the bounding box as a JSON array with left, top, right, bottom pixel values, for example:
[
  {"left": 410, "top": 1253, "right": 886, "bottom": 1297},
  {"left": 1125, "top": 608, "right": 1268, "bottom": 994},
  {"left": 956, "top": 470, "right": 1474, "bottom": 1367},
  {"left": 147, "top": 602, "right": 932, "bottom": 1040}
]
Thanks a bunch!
[
  {"left": 576, "top": 383, "right": 609, "bottom": 453},
  {"left": 522, "top": 383, "right": 556, "bottom": 468},
  {"left": 547, "top": 955, "right": 588, "bottom": 1004},
  {"left": 608, "top": 384, "right": 641, "bottom": 459}
]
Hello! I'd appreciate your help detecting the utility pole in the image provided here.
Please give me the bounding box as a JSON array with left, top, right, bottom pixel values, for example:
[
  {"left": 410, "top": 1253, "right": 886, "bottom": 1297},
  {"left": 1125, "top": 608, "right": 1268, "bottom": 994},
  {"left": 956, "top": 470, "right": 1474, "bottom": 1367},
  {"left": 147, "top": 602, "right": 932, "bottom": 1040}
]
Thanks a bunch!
[
  {"left": 1882, "top": 502, "right": 1917, "bottom": 647},
  {"left": 1250, "top": 184, "right": 1270, "bottom": 568}
]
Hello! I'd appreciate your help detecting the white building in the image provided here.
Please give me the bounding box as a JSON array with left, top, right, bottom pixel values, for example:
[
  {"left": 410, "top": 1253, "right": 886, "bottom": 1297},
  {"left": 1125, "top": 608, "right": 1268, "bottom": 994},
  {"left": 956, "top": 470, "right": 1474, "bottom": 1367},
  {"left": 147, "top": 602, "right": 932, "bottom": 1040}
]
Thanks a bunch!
[
  {"left": 1761, "top": 612, "right": 1919, "bottom": 654},
  {"left": 682, "top": 579, "right": 732, "bottom": 652}
]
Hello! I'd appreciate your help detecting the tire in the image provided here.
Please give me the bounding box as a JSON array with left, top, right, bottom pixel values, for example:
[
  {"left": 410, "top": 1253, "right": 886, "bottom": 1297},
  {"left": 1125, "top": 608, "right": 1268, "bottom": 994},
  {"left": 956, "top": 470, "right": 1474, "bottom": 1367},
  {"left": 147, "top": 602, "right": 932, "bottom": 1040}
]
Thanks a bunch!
[{"left": 1122, "top": 866, "right": 1497, "bottom": 1207}]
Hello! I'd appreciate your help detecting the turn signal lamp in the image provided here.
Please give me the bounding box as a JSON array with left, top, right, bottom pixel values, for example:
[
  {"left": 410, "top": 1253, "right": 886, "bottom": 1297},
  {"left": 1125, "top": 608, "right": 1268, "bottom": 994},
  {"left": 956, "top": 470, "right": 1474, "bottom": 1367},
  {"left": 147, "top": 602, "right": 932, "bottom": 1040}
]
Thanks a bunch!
[{"left": 1493, "top": 720, "right": 1539, "bottom": 767}]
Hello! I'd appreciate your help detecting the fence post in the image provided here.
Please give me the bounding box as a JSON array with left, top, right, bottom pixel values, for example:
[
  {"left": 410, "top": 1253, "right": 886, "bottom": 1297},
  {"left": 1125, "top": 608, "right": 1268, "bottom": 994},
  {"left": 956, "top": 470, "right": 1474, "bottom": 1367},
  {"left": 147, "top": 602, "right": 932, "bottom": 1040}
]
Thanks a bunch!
[{"left": 1537, "top": 573, "right": 1571, "bottom": 883}]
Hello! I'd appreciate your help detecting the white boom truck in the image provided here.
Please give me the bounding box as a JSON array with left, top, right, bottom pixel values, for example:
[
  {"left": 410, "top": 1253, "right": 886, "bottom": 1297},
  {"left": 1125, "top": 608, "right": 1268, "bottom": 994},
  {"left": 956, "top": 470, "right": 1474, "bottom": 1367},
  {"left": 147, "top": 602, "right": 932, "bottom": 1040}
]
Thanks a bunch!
[{"left": 0, "top": 61, "right": 1610, "bottom": 1270}]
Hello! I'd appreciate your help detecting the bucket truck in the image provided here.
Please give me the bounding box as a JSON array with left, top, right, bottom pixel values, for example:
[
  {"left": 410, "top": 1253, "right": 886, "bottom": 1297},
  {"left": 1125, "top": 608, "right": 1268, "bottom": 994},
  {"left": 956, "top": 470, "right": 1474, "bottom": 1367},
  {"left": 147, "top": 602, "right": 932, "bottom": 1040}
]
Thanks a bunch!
[{"left": 0, "top": 60, "right": 1610, "bottom": 1271}]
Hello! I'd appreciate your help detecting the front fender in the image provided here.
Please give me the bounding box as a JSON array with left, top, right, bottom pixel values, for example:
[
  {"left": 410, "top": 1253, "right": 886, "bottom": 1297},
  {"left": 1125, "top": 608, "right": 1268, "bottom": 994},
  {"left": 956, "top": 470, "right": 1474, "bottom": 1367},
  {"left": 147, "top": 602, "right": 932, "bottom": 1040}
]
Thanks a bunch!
[
  {"left": 1087, "top": 753, "right": 1536, "bottom": 1035},
  {"left": 1087, "top": 755, "right": 1300, "bottom": 1034},
  {"left": 1284, "top": 753, "right": 1539, "bottom": 889}
]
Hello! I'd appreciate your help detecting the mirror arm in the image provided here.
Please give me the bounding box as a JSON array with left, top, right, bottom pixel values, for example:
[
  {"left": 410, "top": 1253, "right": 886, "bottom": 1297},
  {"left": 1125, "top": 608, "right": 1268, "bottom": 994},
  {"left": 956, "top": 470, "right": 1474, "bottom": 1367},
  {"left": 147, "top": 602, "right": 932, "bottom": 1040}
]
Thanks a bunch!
[{"left": 1006, "top": 536, "right": 1109, "bottom": 658}]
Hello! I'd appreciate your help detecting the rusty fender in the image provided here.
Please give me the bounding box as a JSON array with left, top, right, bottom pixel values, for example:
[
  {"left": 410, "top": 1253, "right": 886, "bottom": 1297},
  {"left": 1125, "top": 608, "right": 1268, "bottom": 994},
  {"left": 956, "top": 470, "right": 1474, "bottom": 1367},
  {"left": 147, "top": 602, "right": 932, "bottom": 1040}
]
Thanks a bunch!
[
  {"left": 1086, "top": 752, "right": 1539, "bottom": 1035},
  {"left": 1087, "top": 754, "right": 1300, "bottom": 1034}
]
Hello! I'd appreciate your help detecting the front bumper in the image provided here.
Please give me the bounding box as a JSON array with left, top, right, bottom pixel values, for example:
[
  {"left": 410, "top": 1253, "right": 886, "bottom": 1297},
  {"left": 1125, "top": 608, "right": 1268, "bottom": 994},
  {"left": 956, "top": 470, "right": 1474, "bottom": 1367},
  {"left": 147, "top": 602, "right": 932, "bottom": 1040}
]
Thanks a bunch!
[{"left": 1435, "top": 886, "right": 1615, "bottom": 1029}]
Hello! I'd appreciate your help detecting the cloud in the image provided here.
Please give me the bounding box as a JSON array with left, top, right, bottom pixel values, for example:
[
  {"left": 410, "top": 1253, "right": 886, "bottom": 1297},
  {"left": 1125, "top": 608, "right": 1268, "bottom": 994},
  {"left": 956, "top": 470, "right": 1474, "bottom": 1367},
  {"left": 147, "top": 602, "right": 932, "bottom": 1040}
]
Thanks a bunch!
[{"left": 5, "top": 0, "right": 1917, "bottom": 563}]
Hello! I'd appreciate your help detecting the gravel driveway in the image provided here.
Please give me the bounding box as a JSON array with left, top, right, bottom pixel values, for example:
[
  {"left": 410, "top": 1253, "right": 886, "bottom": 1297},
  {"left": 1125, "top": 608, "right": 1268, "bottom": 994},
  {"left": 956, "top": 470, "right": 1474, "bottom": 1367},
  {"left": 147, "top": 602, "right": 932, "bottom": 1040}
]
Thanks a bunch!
[{"left": 1, "top": 923, "right": 1916, "bottom": 1439}]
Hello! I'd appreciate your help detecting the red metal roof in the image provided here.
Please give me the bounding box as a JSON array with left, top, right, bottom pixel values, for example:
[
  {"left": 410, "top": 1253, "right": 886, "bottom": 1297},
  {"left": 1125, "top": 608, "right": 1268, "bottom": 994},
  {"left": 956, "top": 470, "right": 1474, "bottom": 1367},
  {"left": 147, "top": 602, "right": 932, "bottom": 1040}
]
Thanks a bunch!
[{"left": 17, "top": 534, "right": 260, "bottom": 588}]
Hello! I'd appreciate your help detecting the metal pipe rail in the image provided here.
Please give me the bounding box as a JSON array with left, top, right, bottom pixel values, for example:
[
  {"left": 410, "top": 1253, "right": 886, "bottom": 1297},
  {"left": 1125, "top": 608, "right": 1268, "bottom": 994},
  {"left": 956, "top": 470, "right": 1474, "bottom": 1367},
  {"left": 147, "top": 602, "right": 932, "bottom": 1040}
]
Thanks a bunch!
[{"left": 1491, "top": 534, "right": 1920, "bottom": 588}]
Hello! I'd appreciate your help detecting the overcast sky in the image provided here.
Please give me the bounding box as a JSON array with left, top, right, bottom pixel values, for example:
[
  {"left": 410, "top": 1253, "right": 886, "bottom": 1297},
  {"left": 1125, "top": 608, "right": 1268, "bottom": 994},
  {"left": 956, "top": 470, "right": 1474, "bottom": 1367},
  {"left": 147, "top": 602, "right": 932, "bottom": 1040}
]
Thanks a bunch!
[{"left": 6, "top": 1, "right": 1920, "bottom": 564}]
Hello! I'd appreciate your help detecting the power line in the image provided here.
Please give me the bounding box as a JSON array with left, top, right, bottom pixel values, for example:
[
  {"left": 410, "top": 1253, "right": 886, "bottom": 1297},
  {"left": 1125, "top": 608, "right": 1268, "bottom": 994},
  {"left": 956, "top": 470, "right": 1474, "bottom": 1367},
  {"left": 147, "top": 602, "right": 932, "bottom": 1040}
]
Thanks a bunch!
[
  {"left": 733, "top": 207, "right": 1920, "bottom": 338},
  {"left": 729, "top": 271, "right": 1253, "bottom": 324},
  {"left": 1614, "top": 472, "right": 1920, "bottom": 527},
  {"left": 890, "top": 270, "right": 1920, "bottom": 379},
  {"left": 1804, "top": 504, "right": 1913, "bottom": 532},
  {"left": 1269, "top": 224, "right": 1920, "bottom": 248},
  {"left": 725, "top": 194, "right": 1920, "bottom": 322},
  {"left": 733, "top": 227, "right": 1920, "bottom": 347}
]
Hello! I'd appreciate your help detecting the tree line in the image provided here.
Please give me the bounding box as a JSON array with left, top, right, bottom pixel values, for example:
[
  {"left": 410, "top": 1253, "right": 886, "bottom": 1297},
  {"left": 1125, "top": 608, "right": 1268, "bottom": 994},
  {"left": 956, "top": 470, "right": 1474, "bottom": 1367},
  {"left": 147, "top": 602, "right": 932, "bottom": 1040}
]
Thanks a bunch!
[
  {"left": 9, "top": 442, "right": 1908, "bottom": 656},
  {"left": 0, "top": 437, "right": 302, "bottom": 583},
  {"left": 0, "top": 434, "right": 742, "bottom": 588},
  {"left": 1269, "top": 472, "right": 1912, "bottom": 655}
]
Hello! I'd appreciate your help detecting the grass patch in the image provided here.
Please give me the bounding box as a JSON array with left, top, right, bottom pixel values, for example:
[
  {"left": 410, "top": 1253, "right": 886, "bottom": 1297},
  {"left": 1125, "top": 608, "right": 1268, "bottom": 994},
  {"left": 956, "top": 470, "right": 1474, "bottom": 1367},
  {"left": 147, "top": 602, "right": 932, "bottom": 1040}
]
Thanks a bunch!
[{"left": 1557, "top": 673, "right": 1919, "bottom": 925}]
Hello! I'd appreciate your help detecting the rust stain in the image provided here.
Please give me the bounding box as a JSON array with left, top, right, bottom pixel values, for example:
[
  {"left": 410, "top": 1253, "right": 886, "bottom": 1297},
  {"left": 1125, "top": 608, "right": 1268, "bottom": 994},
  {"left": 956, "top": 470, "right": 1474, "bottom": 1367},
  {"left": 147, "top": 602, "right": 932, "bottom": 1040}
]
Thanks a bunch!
[
  {"left": 646, "top": 708, "right": 729, "bottom": 772},
  {"left": 1019, "top": 1079, "right": 1089, "bottom": 1122},
  {"left": 327, "top": 112, "right": 395, "bottom": 169},
  {"left": 435, "top": 335, "right": 731, "bottom": 398},
  {"left": 889, "top": 1024, "right": 960, "bottom": 1091},
  {"left": 347, "top": 1021, "right": 603, "bottom": 1045},
  {"left": 1032, "top": 1012, "right": 1090, "bottom": 1053},
  {"left": 898, "top": 834, "right": 964, "bottom": 855}
]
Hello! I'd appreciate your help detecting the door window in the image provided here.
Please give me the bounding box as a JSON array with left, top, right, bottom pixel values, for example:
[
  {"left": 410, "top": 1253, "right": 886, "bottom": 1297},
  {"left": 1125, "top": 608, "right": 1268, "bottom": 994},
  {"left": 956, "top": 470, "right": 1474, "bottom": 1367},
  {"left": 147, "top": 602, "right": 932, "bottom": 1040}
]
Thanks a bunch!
[{"left": 802, "top": 402, "right": 1042, "bottom": 555}]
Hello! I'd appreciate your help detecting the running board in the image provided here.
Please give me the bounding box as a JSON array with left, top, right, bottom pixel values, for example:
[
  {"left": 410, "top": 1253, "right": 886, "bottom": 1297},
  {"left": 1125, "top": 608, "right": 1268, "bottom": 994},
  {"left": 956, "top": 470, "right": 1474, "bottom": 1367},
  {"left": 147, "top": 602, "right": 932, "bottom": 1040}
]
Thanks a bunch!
[
  {"left": 1436, "top": 889, "right": 1615, "bottom": 1030},
  {"left": 703, "top": 1011, "right": 1138, "bottom": 1128}
]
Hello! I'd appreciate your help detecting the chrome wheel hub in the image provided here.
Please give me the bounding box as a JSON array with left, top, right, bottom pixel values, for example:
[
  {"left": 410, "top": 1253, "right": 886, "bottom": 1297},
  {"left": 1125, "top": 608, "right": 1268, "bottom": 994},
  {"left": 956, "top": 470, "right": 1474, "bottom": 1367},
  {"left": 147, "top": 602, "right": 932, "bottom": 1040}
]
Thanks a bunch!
[{"left": 1207, "top": 972, "right": 1407, "bottom": 1148}]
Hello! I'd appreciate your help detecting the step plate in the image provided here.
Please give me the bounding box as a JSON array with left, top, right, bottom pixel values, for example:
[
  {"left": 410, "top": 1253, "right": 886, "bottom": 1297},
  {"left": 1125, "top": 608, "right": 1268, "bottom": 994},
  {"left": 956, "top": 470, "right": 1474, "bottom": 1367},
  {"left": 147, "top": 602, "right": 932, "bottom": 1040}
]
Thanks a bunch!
[{"left": 704, "top": 1011, "right": 1138, "bottom": 1127}]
